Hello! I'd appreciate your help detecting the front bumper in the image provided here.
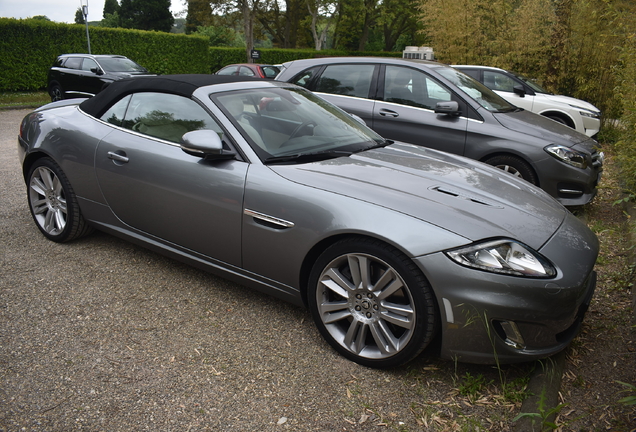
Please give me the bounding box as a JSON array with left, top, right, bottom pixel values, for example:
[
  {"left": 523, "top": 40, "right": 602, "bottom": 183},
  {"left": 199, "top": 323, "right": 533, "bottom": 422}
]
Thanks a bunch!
[{"left": 416, "top": 211, "right": 598, "bottom": 364}]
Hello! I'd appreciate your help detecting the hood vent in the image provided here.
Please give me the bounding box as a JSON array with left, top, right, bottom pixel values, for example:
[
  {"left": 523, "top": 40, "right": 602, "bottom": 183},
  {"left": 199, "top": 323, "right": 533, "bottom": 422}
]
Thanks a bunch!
[{"left": 431, "top": 186, "right": 501, "bottom": 208}]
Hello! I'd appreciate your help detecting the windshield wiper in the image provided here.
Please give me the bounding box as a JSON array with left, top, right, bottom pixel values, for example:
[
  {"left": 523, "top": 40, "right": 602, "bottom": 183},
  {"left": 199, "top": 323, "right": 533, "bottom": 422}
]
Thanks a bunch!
[{"left": 264, "top": 150, "right": 353, "bottom": 165}]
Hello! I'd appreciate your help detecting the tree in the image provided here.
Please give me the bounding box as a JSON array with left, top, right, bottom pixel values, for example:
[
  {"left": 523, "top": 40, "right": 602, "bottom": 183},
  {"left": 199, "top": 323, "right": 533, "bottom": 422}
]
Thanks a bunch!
[
  {"left": 119, "top": 0, "right": 175, "bottom": 32},
  {"left": 75, "top": 8, "right": 85, "bottom": 24},
  {"left": 186, "top": 0, "right": 214, "bottom": 33},
  {"left": 104, "top": 0, "right": 119, "bottom": 16},
  {"left": 306, "top": 0, "right": 337, "bottom": 50}
]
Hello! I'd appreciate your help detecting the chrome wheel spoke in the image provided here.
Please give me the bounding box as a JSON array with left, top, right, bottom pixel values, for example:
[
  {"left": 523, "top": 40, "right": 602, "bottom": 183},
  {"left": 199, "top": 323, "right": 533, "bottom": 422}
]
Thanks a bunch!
[
  {"left": 343, "top": 319, "right": 367, "bottom": 354},
  {"left": 369, "top": 320, "right": 400, "bottom": 354},
  {"left": 381, "top": 301, "right": 414, "bottom": 329},
  {"left": 321, "top": 268, "right": 354, "bottom": 299}
]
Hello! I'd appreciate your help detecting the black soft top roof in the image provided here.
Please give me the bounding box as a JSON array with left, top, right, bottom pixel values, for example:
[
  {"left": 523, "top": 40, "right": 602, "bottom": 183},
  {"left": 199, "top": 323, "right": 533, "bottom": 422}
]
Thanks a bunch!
[{"left": 79, "top": 74, "right": 263, "bottom": 118}]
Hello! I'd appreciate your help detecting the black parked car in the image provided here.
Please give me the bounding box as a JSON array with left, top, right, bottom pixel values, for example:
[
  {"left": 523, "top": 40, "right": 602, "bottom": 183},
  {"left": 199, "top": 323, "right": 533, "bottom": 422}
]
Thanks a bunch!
[{"left": 47, "top": 54, "right": 154, "bottom": 101}]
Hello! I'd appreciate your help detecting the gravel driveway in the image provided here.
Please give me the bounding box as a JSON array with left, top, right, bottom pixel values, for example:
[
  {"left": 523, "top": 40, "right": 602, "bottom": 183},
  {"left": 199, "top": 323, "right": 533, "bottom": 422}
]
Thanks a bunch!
[{"left": 0, "top": 108, "right": 534, "bottom": 431}]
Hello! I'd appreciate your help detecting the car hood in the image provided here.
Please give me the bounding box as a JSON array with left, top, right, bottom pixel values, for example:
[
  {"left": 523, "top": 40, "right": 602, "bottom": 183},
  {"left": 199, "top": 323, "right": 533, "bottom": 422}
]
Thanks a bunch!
[
  {"left": 107, "top": 71, "right": 156, "bottom": 80},
  {"left": 538, "top": 93, "right": 600, "bottom": 113},
  {"left": 271, "top": 143, "right": 566, "bottom": 250},
  {"left": 492, "top": 109, "right": 591, "bottom": 147}
]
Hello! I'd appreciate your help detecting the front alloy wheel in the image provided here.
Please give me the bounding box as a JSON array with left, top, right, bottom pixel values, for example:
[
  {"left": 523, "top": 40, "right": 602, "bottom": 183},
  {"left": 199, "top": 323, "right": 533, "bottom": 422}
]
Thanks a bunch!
[
  {"left": 27, "top": 158, "right": 92, "bottom": 242},
  {"left": 308, "top": 238, "right": 437, "bottom": 368}
]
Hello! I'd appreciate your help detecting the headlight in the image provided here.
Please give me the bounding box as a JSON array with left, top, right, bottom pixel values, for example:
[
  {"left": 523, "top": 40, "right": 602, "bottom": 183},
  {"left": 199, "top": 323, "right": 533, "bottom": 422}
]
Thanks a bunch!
[
  {"left": 545, "top": 144, "right": 588, "bottom": 169},
  {"left": 569, "top": 105, "right": 600, "bottom": 119},
  {"left": 446, "top": 239, "right": 556, "bottom": 278}
]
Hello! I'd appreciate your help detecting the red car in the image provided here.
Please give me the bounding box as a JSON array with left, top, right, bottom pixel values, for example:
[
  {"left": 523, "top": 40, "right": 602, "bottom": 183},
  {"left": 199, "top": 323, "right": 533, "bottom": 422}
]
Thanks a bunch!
[{"left": 216, "top": 63, "right": 280, "bottom": 79}]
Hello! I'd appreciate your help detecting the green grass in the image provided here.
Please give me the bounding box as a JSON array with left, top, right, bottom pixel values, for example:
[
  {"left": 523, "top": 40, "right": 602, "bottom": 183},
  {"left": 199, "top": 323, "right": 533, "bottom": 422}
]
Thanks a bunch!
[{"left": 0, "top": 91, "right": 50, "bottom": 109}]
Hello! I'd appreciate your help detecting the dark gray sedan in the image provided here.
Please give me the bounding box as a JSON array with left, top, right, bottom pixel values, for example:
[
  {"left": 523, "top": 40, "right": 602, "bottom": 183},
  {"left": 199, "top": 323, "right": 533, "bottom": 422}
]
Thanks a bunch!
[
  {"left": 276, "top": 57, "right": 604, "bottom": 207},
  {"left": 18, "top": 75, "right": 598, "bottom": 368}
]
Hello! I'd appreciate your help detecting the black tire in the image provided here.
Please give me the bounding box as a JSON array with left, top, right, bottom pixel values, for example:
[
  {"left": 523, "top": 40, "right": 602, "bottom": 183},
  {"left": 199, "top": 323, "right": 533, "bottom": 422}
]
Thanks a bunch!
[
  {"left": 27, "top": 158, "right": 93, "bottom": 242},
  {"left": 308, "top": 237, "right": 438, "bottom": 368},
  {"left": 483, "top": 155, "right": 538, "bottom": 185},
  {"left": 49, "top": 84, "right": 63, "bottom": 102}
]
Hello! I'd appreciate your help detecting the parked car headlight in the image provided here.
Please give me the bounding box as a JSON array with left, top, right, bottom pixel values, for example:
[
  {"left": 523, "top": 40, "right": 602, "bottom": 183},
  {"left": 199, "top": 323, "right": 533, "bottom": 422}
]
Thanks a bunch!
[
  {"left": 446, "top": 239, "right": 556, "bottom": 278},
  {"left": 545, "top": 144, "right": 588, "bottom": 169},
  {"left": 570, "top": 105, "right": 600, "bottom": 119}
]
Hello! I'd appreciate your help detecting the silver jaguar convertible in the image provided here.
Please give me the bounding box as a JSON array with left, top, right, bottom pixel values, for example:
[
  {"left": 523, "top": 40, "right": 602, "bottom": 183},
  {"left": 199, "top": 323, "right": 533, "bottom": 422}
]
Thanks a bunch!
[{"left": 18, "top": 75, "right": 598, "bottom": 368}]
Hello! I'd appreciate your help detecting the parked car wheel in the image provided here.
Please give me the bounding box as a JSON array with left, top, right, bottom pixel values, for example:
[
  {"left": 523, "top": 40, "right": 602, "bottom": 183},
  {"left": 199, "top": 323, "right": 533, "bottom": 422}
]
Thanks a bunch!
[
  {"left": 484, "top": 155, "right": 538, "bottom": 185},
  {"left": 49, "top": 84, "right": 63, "bottom": 102},
  {"left": 27, "top": 158, "right": 92, "bottom": 242},
  {"left": 308, "top": 238, "right": 438, "bottom": 368}
]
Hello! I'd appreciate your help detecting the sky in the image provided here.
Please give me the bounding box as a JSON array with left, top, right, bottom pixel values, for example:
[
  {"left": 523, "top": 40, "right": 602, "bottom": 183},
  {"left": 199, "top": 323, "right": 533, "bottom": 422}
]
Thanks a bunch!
[{"left": 0, "top": 0, "right": 185, "bottom": 24}]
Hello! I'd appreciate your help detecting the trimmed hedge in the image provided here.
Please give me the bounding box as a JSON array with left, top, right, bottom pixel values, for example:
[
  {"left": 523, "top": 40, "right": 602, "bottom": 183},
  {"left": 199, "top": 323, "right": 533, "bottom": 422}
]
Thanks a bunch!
[
  {"left": 0, "top": 18, "right": 209, "bottom": 91},
  {"left": 0, "top": 18, "right": 403, "bottom": 92},
  {"left": 208, "top": 47, "right": 402, "bottom": 72}
]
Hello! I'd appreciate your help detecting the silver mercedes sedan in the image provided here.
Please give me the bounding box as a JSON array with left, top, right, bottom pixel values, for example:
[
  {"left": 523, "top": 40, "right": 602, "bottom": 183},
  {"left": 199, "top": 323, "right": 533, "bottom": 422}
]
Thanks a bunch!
[{"left": 17, "top": 75, "right": 598, "bottom": 368}]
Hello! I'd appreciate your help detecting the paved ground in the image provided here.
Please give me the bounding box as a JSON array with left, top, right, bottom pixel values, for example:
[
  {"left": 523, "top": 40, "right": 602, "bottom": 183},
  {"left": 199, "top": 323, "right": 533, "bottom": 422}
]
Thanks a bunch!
[{"left": 0, "top": 108, "right": 559, "bottom": 431}]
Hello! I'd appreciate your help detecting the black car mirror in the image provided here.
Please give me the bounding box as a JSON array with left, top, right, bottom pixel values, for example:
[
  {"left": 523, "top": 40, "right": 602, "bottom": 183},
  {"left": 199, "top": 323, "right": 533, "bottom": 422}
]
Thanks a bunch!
[
  {"left": 180, "top": 130, "right": 235, "bottom": 160},
  {"left": 435, "top": 101, "right": 461, "bottom": 116},
  {"left": 90, "top": 67, "right": 104, "bottom": 76},
  {"left": 513, "top": 85, "right": 526, "bottom": 97}
]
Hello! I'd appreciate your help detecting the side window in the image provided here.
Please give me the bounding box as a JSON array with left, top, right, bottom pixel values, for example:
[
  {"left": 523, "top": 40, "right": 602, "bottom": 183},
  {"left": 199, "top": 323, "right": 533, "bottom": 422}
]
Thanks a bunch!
[
  {"left": 64, "top": 57, "right": 82, "bottom": 70},
  {"left": 118, "top": 93, "right": 222, "bottom": 143},
  {"left": 459, "top": 69, "right": 480, "bottom": 81},
  {"left": 290, "top": 67, "right": 320, "bottom": 88},
  {"left": 384, "top": 66, "right": 452, "bottom": 109},
  {"left": 100, "top": 95, "right": 132, "bottom": 126},
  {"left": 483, "top": 71, "right": 516, "bottom": 92},
  {"left": 217, "top": 66, "right": 239, "bottom": 76},
  {"left": 238, "top": 67, "right": 256, "bottom": 76},
  {"left": 82, "top": 58, "right": 99, "bottom": 72},
  {"left": 315, "top": 64, "right": 375, "bottom": 98}
]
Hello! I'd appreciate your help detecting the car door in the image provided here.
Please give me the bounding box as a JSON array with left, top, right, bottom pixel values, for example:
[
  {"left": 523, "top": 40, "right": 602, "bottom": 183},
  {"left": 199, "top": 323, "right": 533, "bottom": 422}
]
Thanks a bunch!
[
  {"left": 94, "top": 92, "right": 247, "bottom": 266},
  {"left": 304, "top": 63, "right": 378, "bottom": 127},
  {"left": 80, "top": 57, "right": 104, "bottom": 95},
  {"left": 59, "top": 56, "right": 83, "bottom": 94},
  {"left": 372, "top": 65, "right": 468, "bottom": 155},
  {"left": 482, "top": 70, "right": 535, "bottom": 112}
]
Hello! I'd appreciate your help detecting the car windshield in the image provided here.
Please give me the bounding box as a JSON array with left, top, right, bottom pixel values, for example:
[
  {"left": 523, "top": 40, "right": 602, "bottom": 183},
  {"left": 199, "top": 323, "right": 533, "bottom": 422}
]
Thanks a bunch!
[
  {"left": 434, "top": 67, "right": 518, "bottom": 112},
  {"left": 510, "top": 71, "right": 550, "bottom": 94},
  {"left": 97, "top": 57, "right": 147, "bottom": 73},
  {"left": 212, "top": 87, "right": 386, "bottom": 164}
]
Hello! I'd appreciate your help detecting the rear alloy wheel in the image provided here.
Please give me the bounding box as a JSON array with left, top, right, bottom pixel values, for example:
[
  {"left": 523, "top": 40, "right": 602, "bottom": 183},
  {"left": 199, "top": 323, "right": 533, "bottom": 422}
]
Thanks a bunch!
[
  {"left": 484, "top": 155, "right": 538, "bottom": 185},
  {"left": 49, "top": 84, "right": 63, "bottom": 102},
  {"left": 308, "top": 238, "right": 437, "bottom": 368},
  {"left": 27, "top": 158, "right": 92, "bottom": 242}
]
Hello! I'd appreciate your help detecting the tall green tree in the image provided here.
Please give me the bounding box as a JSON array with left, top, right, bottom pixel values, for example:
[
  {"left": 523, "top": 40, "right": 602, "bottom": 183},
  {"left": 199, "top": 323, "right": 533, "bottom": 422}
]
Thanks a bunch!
[
  {"left": 104, "top": 0, "right": 119, "bottom": 15},
  {"left": 75, "top": 8, "right": 85, "bottom": 24},
  {"left": 186, "top": 0, "right": 214, "bottom": 33},
  {"left": 119, "top": 0, "right": 175, "bottom": 32}
]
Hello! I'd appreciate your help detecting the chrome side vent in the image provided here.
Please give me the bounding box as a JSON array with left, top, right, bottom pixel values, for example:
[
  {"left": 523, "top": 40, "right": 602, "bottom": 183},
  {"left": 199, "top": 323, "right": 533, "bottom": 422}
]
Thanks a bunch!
[{"left": 431, "top": 186, "right": 499, "bottom": 207}]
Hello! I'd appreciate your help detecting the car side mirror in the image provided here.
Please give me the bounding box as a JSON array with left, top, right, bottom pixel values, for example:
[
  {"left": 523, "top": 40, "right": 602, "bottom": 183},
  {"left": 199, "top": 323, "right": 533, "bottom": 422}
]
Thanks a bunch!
[
  {"left": 513, "top": 85, "right": 526, "bottom": 97},
  {"left": 435, "top": 101, "right": 461, "bottom": 116},
  {"left": 180, "top": 130, "right": 236, "bottom": 160},
  {"left": 91, "top": 67, "right": 103, "bottom": 75}
]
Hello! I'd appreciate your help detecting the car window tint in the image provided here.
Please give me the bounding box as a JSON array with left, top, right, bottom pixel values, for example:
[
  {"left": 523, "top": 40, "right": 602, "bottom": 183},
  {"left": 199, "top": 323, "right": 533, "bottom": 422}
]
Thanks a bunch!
[
  {"left": 82, "top": 58, "right": 99, "bottom": 72},
  {"left": 218, "top": 66, "right": 239, "bottom": 76},
  {"left": 316, "top": 64, "right": 375, "bottom": 98},
  {"left": 459, "top": 69, "right": 480, "bottom": 80},
  {"left": 261, "top": 66, "right": 280, "bottom": 78},
  {"left": 483, "top": 71, "right": 516, "bottom": 92},
  {"left": 64, "top": 57, "right": 82, "bottom": 70},
  {"left": 100, "top": 95, "right": 132, "bottom": 127},
  {"left": 384, "top": 66, "right": 451, "bottom": 109},
  {"left": 239, "top": 67, "right": 256, "bottom": 77},
  {"left": 289, "top": 67, "right": 320, "bottom": 88},
  {"left": 120, "top": 93, "right": 222, "bottom": 143}
]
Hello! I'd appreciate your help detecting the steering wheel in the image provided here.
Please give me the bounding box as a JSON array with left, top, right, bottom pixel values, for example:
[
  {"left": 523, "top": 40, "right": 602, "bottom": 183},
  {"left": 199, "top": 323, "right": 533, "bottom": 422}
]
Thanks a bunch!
[{"left": 289, "top": 120, "right": 317, "bottom": 139}]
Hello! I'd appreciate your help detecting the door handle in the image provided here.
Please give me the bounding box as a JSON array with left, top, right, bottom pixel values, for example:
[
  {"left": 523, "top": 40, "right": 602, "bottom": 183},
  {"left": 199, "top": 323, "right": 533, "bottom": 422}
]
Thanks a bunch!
[
  {"left": 379, "top": 108, "right": 399, "bottom": 118},
  {"left": 107, "top": 151, "right": 129, "bottom": 164}
]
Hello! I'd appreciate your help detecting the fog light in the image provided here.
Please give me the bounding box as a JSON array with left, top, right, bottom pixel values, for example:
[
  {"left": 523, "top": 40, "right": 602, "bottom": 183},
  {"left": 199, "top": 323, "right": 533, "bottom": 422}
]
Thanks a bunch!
[{"left": 499, "top": 320, "right": 526, "bottom": 349}]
